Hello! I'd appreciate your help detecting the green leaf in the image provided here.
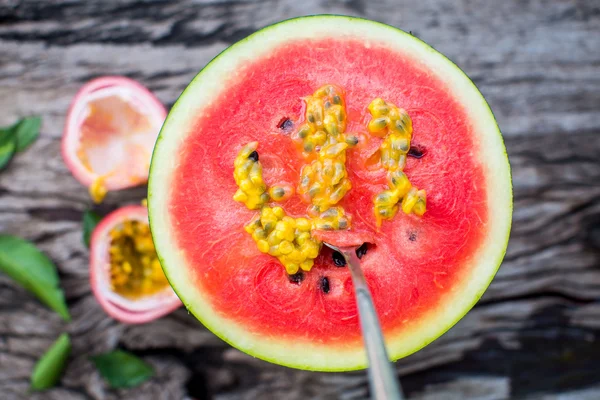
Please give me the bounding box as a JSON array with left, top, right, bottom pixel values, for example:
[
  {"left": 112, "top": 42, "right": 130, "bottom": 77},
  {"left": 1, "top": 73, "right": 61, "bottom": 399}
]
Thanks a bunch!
[
  {"left": 0, "top": 126, "right": 17, "bottom": 170},
  {"left": 31, "top": 333, "right": 71, "bottom": 391},
  {"left": 91, "top": 350, "right": 154, "bottom": 389},
  {"left": 0, "top": 235, "right": 71, "bottom": 321},
  {"left": 82, "top": 210, "right": 102, "bottom": 248},
  {"left": 0, "top": 116, "right": 41, "bottom": 170},
  {"left": 13, "top": 116, "right": 41, "bottom": 152}
]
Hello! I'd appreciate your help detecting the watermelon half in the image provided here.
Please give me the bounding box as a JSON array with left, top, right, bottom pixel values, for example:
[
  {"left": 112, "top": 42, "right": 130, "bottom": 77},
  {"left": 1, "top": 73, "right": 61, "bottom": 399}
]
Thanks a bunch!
[{"left": 148, "top": 16, "right": 512, "bottom": 371}]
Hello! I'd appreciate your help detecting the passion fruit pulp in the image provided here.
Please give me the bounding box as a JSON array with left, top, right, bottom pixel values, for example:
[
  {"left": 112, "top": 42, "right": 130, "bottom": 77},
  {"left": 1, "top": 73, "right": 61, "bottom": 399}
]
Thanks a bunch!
[{"left": 233, "top": 85, "right": 426, "bottom": 275}]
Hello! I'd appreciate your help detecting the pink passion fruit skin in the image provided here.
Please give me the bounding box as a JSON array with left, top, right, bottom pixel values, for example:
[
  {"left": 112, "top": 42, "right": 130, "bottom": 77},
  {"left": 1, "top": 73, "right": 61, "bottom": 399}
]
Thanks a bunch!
[
  {"left": 62, "top": 76, "right": 167, "bottom": 191},
  {"left": 90, "top": 205, "right": 181, "bottom": 324}
]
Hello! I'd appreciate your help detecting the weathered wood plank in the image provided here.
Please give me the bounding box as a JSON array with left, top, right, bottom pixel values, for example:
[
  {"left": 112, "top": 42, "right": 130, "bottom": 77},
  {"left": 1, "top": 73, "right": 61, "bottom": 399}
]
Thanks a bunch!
[{"left": 0, "top": 0, "right": 599, "bottom": 399}]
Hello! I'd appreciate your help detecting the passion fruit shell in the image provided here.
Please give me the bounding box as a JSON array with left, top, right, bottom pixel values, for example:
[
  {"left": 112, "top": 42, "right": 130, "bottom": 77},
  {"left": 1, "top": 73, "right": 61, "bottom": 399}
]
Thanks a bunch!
[{"left": 62, "top": 76, "right": 166, "bottom": 199}]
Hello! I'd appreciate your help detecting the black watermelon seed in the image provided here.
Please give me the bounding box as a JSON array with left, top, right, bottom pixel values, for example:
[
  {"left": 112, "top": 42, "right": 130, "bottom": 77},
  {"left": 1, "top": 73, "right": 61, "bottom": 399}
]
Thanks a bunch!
[
  {"left": 277, "top": 117, "right": 294, "bottom": 132},
  {"left": 288, "top": 271, "right": 304, "bottom": 285},
  {"left": 319, "top": 277, "right": 330, "bottom": 294},
  {"left": 409, "top": 231, "right": 417, "bottom": 241},
  {"left": 248, "top": 151, "right": 259, "bottom": 162},
  {"left": 408, "top": 146, "right": 425, "bottom": 159},
  {"left": 356, "top": 243, "right": 368, "bottom": 259},
  {"left": 332, "top": 251, "right": 346, "bottom": 267}
]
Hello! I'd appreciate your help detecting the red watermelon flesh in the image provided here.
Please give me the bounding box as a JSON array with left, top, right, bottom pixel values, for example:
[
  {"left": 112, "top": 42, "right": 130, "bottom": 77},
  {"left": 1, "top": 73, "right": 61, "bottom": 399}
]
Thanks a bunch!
[{"left": 168, "top": 37, "right": 487, "bottom": 347}]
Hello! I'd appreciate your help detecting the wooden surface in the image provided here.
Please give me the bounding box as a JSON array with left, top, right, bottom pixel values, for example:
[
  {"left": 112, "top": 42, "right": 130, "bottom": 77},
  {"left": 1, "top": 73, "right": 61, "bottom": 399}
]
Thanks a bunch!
[{"left": 1, "top": 0, "right": 599, "bottom": 399}]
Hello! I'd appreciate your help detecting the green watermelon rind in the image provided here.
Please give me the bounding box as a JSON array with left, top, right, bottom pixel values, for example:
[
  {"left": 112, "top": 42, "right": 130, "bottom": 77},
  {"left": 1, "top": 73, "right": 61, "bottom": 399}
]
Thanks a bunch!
[{"left": 148, "top": 15, "right": 512, "bottom": 371}]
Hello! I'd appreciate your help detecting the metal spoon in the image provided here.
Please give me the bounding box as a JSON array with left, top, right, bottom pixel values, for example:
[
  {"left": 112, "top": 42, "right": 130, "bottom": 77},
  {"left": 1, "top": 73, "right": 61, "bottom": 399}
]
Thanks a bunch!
[{"left": 324, "top": 242, "right": 404, "bottom": 400}]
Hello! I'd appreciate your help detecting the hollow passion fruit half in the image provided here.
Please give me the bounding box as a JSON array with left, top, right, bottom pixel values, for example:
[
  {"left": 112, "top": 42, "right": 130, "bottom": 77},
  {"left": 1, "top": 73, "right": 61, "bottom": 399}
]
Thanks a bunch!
[
  {"left": 149, "top": 16, "right": 512, "bottom": 370},
  {"left": 90, "top": 205, "right": 181, "bottom": 323},
  {"left": 62, "top": 76, "right": 166, "bottom": 203}
]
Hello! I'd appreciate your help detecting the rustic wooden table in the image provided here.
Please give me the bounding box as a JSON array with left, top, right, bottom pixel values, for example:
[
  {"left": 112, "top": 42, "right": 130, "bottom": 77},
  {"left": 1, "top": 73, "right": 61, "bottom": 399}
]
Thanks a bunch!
[{"left": 1, "top": 1, "right": 599, "bottom": 399}]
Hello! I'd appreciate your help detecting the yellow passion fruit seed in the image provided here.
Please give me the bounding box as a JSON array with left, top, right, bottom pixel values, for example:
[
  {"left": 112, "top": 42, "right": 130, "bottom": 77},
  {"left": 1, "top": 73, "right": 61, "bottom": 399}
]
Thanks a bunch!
[
  {"left": 108, "top": 220, "right": 169, "bottom": 299},
  {"left": 89, "top": 176, "right": 108, "bottom": 204}
]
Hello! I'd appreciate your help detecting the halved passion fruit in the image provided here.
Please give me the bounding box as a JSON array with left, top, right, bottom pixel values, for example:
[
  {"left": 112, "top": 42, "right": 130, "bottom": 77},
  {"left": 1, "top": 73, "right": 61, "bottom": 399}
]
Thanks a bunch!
[
  {"left": 62, "top": 76, "right": 166, "bottom": 203},
  {"left": 90, "top": 205, "right": 181, "bottom": 323}
]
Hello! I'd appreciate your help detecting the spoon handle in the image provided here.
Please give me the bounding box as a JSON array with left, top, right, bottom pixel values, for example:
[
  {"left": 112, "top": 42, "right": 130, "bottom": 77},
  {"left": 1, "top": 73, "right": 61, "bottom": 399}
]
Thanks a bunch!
[{"left": 346, "top": 251, "right": 403, "bottom": 400}]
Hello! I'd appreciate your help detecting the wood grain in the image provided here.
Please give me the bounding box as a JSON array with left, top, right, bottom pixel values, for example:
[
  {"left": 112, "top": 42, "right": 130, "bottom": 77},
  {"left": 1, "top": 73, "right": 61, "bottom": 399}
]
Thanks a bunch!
[{"left": 1, "top": 0, "right": 599, "bottom": 399}]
